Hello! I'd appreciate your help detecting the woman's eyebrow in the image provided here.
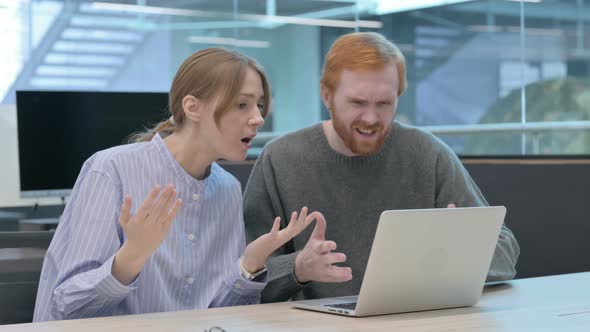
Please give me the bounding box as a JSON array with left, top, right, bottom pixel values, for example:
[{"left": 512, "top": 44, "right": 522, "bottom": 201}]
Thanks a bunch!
[{"left": 239, "top": 93, "right": 264, "bottom": 99}]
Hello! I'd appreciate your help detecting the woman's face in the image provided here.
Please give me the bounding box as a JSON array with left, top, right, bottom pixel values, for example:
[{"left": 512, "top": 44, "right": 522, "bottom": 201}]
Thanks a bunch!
[{"left": 204, "top": 67, "right": 266, "bottom": 161}]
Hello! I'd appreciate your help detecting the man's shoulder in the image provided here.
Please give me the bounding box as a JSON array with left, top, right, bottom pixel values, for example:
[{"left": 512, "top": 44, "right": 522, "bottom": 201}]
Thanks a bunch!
[
  {"left": 394, "top": 121, "right": 434, "bottom": 140},
  {"left": 392, "top": 121, "right": 447, "bottom": 152},
  {"left": 264, "top": 123, "right": 323, "bottom": 157}
]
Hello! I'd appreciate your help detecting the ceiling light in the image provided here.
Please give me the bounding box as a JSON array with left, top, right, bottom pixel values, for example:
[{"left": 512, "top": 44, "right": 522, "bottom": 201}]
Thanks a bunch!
[
  {"left": 372, "top": 0, "right": 474, "bottom": 15},
  {"left": 90, "top": 2, "right": 382, "bottom": 29},
  {"left": 187, "top": 36, "right": 270, "bottom": 48}
]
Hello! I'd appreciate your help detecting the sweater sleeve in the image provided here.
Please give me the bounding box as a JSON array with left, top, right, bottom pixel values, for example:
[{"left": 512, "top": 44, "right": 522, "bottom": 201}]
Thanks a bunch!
[
  {"left": 434, "top": 143, "right": 520, "bottom": 281},
  {"left": 243, "top": 148, "right": 306, "bottom": 303}
]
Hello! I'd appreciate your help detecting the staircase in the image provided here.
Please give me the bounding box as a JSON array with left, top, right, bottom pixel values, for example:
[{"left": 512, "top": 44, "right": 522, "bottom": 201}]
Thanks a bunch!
[
  {"left": 411, "top": 11, "right": 477, "bottom": 82},
  {"left": 3, "top": 2, "right": 155, "bottom": 103}
]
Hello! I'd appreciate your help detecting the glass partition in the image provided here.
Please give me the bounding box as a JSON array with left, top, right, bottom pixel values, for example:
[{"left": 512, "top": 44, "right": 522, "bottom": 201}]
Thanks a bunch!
[{"left": 0, "top": 0, "right": 588, "bottom": 158}]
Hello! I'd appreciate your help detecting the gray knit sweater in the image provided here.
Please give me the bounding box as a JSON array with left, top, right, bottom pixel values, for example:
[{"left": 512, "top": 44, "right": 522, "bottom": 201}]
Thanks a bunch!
[{"left": 243, "top": 121, "right": 520, "bottom": 303}]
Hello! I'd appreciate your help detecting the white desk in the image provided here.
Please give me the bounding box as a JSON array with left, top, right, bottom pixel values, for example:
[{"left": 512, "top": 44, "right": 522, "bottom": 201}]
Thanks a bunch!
[{"left": 2, "top": 272, "right": 590, "bottom": 331}]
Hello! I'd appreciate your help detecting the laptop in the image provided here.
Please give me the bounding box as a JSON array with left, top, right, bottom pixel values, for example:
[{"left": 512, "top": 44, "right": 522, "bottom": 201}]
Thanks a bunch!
[{"left": 292, "top": 206, "right": 506, "bottom": 317}]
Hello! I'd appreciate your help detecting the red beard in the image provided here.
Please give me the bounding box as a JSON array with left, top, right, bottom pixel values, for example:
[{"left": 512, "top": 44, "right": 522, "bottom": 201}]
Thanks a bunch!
[{"left": 332, "top": 116, "right": 390, "bottom": 156}]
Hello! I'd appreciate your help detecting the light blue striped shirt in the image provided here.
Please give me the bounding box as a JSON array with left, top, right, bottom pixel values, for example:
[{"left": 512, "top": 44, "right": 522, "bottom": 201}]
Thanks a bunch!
[{"left": 33, "top": 133, "right": 266, "bottom": 322}]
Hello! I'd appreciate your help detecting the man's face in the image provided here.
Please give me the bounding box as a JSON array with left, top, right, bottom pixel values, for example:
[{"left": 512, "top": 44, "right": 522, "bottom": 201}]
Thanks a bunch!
[{"left": 324, "top": 63, "right": 399, "bottom": 156}]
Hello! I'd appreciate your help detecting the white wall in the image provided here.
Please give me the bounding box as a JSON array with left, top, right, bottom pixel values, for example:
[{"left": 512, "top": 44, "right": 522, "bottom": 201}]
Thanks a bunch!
[{"left": 0, "top": 104, "right": 61, "bottom": 207}]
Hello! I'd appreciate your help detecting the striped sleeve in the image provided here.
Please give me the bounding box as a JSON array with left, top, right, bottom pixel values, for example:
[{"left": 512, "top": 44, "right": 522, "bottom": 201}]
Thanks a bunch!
[{"left": 40, "top": 169, "right": 137, "bottom": 320}]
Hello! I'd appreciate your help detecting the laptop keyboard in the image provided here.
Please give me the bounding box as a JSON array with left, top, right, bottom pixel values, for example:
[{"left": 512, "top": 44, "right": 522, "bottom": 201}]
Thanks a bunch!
[{"left": 324, "top": 302, "right": 357, "bottom": 310}]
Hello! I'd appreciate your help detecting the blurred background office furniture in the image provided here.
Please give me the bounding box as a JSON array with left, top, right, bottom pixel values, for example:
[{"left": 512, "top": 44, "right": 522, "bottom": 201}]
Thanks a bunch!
[
  {"left": 0, "top": 211, "right": 24, "bottom": 232},
  {"left": 19, "top": 218, "right": 60, "bottom": 232},
  {"left": 0, "top": 231, "right": 54, "bottom": 324},
  {"left": 463, "top": 159, "right": 590, "bottom": 278}
]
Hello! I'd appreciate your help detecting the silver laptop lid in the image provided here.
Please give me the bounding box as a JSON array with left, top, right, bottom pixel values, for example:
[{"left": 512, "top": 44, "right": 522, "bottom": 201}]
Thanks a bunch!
[{"left": 354, "top": 206, "right": 506, "bottom": 316}]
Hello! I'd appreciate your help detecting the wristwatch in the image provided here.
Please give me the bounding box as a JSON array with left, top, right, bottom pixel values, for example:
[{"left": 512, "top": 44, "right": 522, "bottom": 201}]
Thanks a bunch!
[{"left": 239, "top": 256, "right": 267, "bottom": 281}]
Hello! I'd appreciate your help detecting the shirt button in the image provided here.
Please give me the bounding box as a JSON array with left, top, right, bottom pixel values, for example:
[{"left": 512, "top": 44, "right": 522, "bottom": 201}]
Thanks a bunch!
[
  {"left": 186, "top": 277, "right": 194, "bottom": 285},
  {"left": 187, "top": 234, "right": 195, "bottom": 241},
  {"left": 192, "top": 193, "right": 199, "bottom": 201},
  {"left": 234, "top": 282, "right": 242, "bottom": 289}
]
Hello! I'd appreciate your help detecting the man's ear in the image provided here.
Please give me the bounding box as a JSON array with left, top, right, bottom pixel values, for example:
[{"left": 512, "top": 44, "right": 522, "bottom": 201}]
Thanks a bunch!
[
  {"left": 182, "top": 95, "right": 201, "bottom": 122},
  {"left": 320, "top": 84, "right": 333, "bottom": 112}
]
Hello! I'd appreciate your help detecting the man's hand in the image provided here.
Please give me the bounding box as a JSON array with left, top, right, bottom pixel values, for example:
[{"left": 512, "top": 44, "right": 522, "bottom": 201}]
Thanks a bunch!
[
  {"left": 242, "top": 207, "right": 320, "bottom": 273},
  {"left": 294, "top": 213, "right": 352, "bottom": 283}
]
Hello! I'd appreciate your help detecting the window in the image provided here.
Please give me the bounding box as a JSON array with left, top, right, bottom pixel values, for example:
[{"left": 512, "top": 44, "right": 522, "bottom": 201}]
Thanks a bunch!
[{"left": 1, "top": 0, "right": 588, "bottom": 156}]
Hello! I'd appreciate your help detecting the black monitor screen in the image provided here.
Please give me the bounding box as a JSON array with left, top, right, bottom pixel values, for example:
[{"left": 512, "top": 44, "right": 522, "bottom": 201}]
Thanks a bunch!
[{"left": 16, "top": 90, "right": 169, "bottom": 197}]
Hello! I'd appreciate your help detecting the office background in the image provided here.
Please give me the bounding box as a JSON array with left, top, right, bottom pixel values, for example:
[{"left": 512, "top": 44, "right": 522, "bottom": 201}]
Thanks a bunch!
[
  {"left": 0, "top": 0, "right": 589, "bottom": 325},
  {"left": 1, "top": 0, "right": 589, "bottom": 207}
]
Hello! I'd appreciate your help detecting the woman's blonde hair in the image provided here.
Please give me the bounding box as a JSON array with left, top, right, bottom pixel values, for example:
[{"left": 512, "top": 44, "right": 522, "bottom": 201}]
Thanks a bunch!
[
  {"left": 321, "top": 32, "right": 406, "bottom": 96},
  {"left": 131, "top": 48, "right": 271, "bottom": 142}
]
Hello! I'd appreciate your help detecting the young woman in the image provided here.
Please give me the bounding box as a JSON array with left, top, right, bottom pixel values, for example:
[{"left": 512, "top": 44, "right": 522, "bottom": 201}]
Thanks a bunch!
[{"left": 33, "top": 48, "right": 321, "bottom": 321}]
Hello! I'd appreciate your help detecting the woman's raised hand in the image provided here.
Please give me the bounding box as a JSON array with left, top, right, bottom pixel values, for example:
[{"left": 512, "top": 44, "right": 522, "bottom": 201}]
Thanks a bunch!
[
  {"left": 118, "top": 184, "right": 183, "bottom": 260},
  {"left": 113, "top": 184, "right": 183, "bottom": 285},
  {"left": 242, "top": 207, "right": 322, "bottom": 274}
]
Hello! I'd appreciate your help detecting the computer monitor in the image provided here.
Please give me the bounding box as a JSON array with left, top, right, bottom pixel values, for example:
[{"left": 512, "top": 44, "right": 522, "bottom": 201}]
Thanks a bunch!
[{"left": 16, "top": 90, "right": 169, "bottom": 198}]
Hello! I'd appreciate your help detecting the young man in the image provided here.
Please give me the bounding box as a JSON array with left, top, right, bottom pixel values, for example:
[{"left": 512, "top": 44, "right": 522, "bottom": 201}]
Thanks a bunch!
[{"left": 243, "top": 32, "right": 520, "bottom": 303}]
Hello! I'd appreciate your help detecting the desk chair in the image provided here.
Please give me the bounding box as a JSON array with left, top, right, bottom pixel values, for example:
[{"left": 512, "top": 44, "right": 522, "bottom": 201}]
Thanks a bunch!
[{"left": 0, "top": 231, "right": 54, "bottom": 324}]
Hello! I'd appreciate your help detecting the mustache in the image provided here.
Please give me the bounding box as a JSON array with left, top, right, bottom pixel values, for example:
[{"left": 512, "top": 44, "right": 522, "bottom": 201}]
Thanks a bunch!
[{"left": 351, "top": 121, "right": 382, "bottom": 131}]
